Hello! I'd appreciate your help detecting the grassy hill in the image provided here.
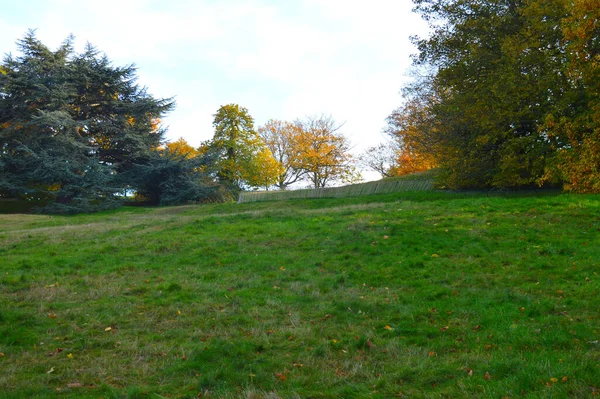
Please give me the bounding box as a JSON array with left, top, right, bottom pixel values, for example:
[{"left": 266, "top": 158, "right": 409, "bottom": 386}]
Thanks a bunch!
[{"left": 1, "top": 191, "right": 599, "bottom": 398}]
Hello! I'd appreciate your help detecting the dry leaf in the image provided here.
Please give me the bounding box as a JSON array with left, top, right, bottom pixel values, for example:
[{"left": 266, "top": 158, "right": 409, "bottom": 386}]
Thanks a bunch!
[
  {"left": 484, "top": 371, "right": 491, "bottom": 380},
  {"left": 105, "top": 327, "right": 112, "bottom": 332}
]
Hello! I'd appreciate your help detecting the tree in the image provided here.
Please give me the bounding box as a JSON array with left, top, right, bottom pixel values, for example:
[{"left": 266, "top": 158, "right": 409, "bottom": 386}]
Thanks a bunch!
[
  {"left": 0, "top": 31, "right": 175, "bottom": 212},
  {"left": 242, "top": 147, "right": 284, "bottom": 190},
  {"left": 294, "top": 115, "right": 359, "bottom": 189},
  {"left": 384, "top": 93, "right": 438, "bottom": 176},
  {"left": 541, "top": 0, "right": 600, "bottom": 192},
  {"left": 403, "top": 0, "right": 572, "bottom": 189},
  {"left": 126, "top": 148, "right": 216, "bottom": 205},
  {"left": 205, "top": 104, "right": 281, "bottom": 191},
  {"left": 165, "top": 137, "right": 200, "bottom": 159},
  {"left": 257, "top": 119, "right": 306, "bottom": 189},
  {"left": 358, "top": 142, "right": 400, "bottom": 178}
]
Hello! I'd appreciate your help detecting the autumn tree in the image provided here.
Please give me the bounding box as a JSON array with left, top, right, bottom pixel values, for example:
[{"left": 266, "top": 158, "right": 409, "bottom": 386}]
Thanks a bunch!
[
  {"left": 405, "top": 0, "right": 569, "bottom": 188},
  {"left": 384, "top": 92, "right": 438, "bottom": 176},
  {"left": 293, "top": 116, "right": 358, "bottom": 189},
  {"left": 242, "top": 147, "right": 284, "bottom": 190},
  {"left": 542, "top": 0, "right": 600, "bottom": 192},
  {"left": 257, "top": 119, "right": 306, "bottom": 189},
  {"left": 358, "top": 142, "right": 400, "bottom": 178},
  {"left": 165, "top": 137, "right": 200, "bottom": 159},
  {"left": 205, "top": 104, "right": 281, "bottom": 191}
]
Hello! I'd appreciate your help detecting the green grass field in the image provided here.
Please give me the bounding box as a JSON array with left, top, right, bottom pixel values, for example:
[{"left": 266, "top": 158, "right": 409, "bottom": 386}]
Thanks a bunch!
[{"left": 1, "top": 191, "right": 599, "bottom": 398}]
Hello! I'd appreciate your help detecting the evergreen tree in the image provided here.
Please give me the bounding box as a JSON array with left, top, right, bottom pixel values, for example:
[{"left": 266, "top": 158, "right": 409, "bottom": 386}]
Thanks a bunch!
[{"left": 0, "top": 31, "right": 174, "bottom": 212}]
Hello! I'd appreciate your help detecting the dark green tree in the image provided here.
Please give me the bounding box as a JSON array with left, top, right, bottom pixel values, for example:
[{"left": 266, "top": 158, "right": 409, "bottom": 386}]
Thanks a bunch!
[
  {"left": 0, "top": 31, "right": 174, "bottom": 212},
  {"left": 126, "top": 148, "right": 217, "bottom": 206}
]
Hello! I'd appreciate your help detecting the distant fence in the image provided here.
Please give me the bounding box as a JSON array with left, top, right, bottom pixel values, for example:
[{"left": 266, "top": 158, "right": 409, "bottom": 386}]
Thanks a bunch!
[{"left": 238, "top": 178, "right": 434, "bottom": 203}]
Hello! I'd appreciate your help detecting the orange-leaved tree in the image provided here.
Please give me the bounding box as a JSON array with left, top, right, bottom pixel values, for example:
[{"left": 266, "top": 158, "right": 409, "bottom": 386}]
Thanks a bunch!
[
  {"left": 293, "top": 116, "right": 359, "bottom": 189},
  {"left": 257, "top": 119, "right": 307, "bottom": 189},
  {"left": 385, "top": 96, "right": 437, "bottom": 177},
  {"left": 164, "top": 137, "right": 200, "bottom": 159}
]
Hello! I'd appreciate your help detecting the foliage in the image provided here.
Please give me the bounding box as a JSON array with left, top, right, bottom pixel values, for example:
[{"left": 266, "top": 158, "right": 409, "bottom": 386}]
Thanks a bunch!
[
  {"left": 1, "top": 191, "right": 598, "bottom": 397},
  {"left": 258, "top": 119, "right": 306, "bottom": 189},
  {"left": 294, "top": 115, "right": 359, "bottom": 189},
  {"left": 0, "top": 31, "right": 174, "bottom": 212},
  {"left": 242, "top": 146, "right": 284, "bottom": 190},
  {"left": 125, "top": 148, "right": 216, "bottom": 206},
  {"left": 542, "top": 0, "right": 600, "bottom": 192},
  {"left": 205, "top": 104, "right": 281, "bottom": 191},
  {"left": 400, "top": 0, "right": 600, "bottom": 190},
  {"left": 164, "top": 137, "right": 200, "bottom": 159}
]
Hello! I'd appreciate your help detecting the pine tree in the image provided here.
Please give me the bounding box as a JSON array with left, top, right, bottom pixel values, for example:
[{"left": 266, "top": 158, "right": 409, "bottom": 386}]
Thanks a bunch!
[{"left": 0, "top": 31, "right": 174, "bottom": 212}]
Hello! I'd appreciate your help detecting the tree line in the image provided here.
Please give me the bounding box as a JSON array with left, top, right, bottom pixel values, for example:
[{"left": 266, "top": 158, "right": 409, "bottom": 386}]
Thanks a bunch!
[
  {"left": 378, "top": 0, "right": 600, "bottom": 192},
  {"left": 0, "top": 32, "right": 358, "bottom": 213}
]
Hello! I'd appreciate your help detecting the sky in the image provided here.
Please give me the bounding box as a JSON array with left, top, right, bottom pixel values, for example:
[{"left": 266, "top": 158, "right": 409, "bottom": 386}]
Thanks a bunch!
[{"left": 0, "top": 0, "right": 429, "bottom": 181}]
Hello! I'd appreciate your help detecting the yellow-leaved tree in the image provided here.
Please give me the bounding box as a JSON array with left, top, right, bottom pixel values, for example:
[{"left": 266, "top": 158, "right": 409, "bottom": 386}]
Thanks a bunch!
[
  {"left": 293, "top": 116, "right": 360, "bottom": 189},
  {"left": 258, "top": 119, "right": 306, "bottom": 189},
  {"left": 242, "top": 147, "right": 284, "bottom": 190},
  {"left": 164, "top": 137, "right": 199, "bottom": 159}
]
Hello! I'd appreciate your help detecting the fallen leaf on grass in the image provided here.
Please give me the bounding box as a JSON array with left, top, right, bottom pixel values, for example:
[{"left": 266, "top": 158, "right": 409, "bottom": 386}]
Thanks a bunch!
[
  {"left": 484, "top": 372, "right": 491, "bottom": 380},
  {"left": 47, "top": 367, "right": 55, "bottom": 374},
  {"left": 431, "top": 254, "right": 439, "bottom": 258},
  {"left": 66, "top": 353, "right": 73, "bottom": 359},
  {"left": 105, "top": 327, "right": 112, "bottom": 332},
  {"left": 384, "top": 325, "right": 393, "bottom": 330},
  {"left": 274, "top": 373, "right": 287, "bottom": 381}
]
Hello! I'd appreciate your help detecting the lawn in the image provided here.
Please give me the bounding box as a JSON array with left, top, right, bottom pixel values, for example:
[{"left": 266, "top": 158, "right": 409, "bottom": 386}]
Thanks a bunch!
[{"left": 0, "top": 191, "right": 599, "bottom": 398}]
